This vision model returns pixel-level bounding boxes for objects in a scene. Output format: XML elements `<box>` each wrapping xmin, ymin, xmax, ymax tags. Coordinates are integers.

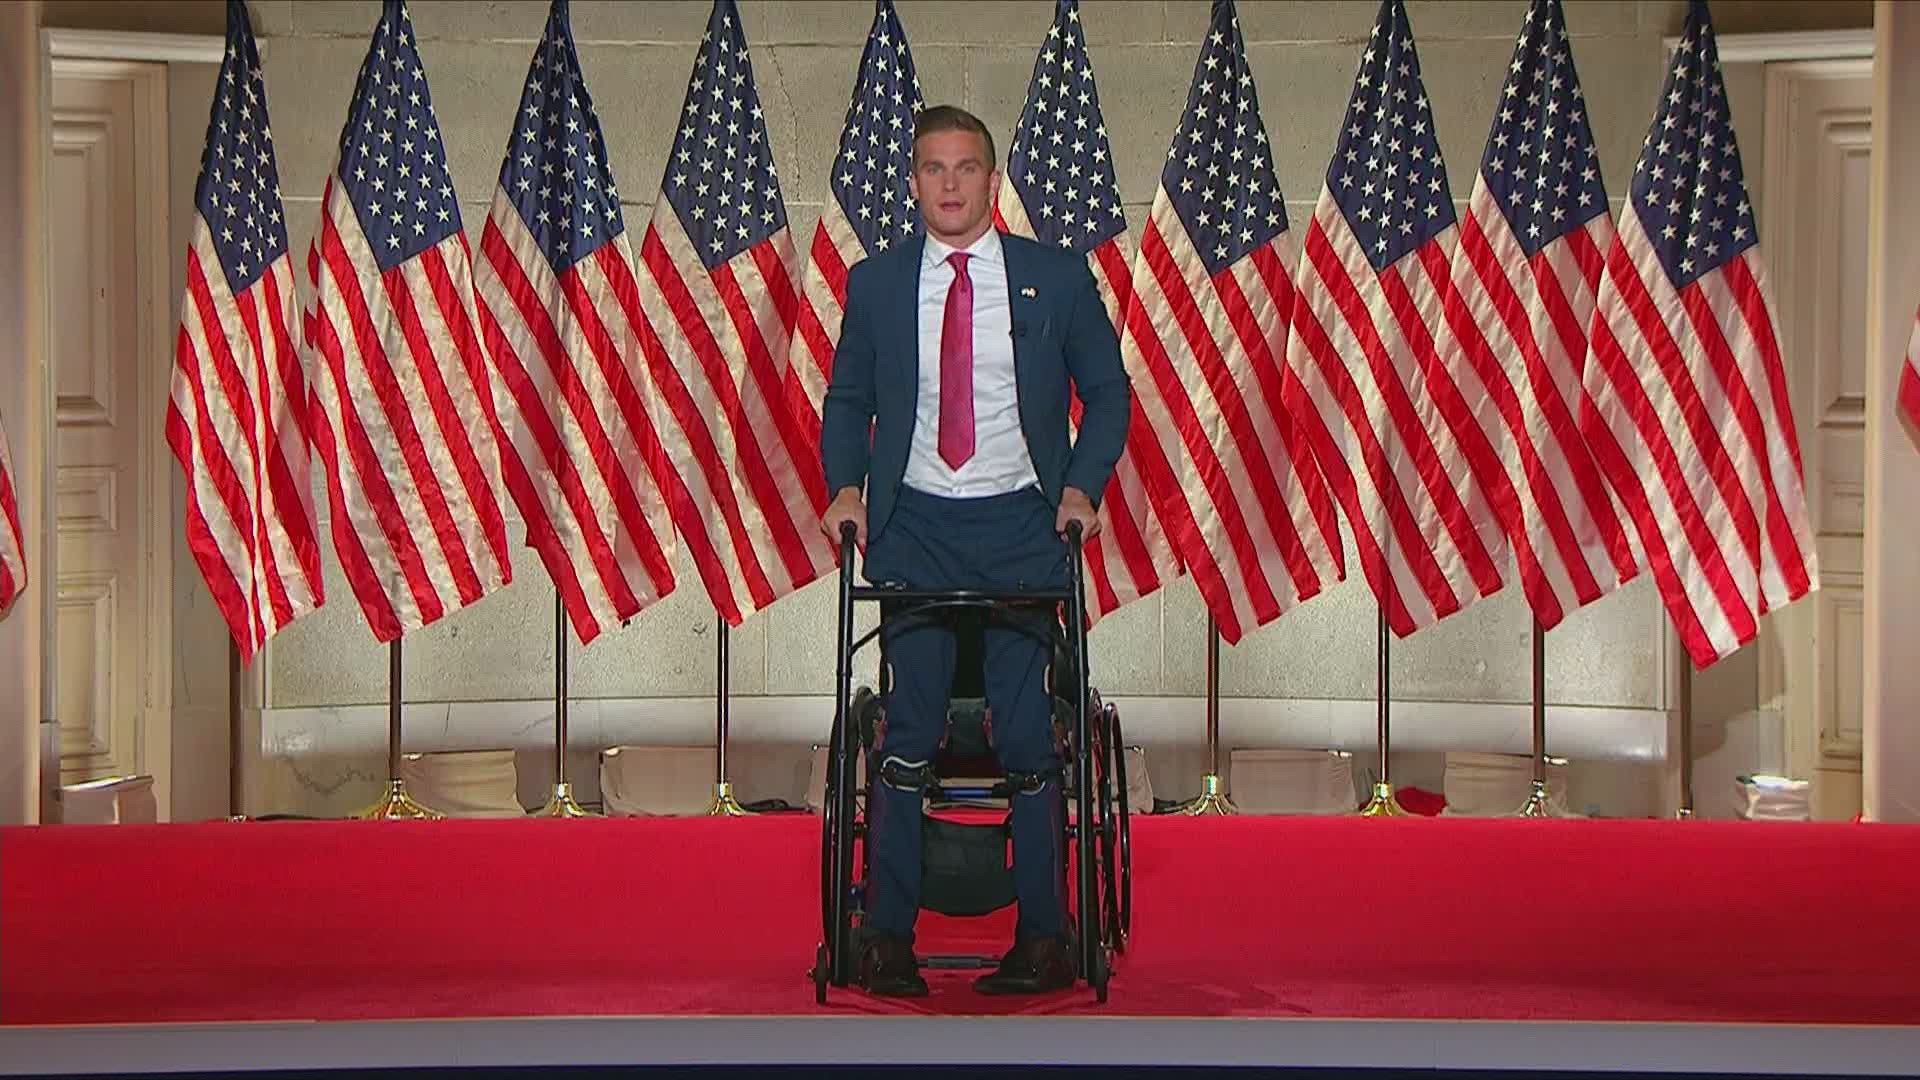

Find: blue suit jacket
<box><xmin>819</xmin><ymin>231</ymin><xmax>1131</xmax><ymax>542</ymax></box>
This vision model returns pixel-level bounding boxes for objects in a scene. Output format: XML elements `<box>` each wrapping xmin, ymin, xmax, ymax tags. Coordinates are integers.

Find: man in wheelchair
<box><xmin>817</xmin><ymin>104</ymin><xmax>1131</xmax><ymax>997</ymax></box>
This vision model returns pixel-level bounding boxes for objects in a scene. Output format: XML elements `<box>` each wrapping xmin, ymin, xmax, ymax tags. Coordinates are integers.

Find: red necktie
<box><xmin>937</xmin><ymin>251</ymin><xmax>975</xmax><ymax>470</ymax></box>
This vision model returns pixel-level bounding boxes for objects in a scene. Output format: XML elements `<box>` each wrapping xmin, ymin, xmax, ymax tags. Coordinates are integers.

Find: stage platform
<box><xmin>3</xmin><ymin>814</ymin><xmax>1918</xmax><ymax>1076</ymax></box>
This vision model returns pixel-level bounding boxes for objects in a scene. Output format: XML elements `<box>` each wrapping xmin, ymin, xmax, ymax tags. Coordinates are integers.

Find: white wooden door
<box><xmin>46</xmin><ymin>59</ymin><xmax>171</xmax><ymax>810</ymax></box>
<box><xmin>1760</xmin><ymin>58</ymin><xmax>1872</xmax><ymax>820</ymax></box>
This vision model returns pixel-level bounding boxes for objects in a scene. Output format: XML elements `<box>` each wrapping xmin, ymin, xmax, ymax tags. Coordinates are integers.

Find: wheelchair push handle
<box><xmin>838</xmin><ymin>520</ymin><xmax>857</xmax><ymax>564</ymax></box>
<box><xmin>1064</xmin><ymin>519</ymin><xmax>1083</xmax><ymax>549</ymax></box>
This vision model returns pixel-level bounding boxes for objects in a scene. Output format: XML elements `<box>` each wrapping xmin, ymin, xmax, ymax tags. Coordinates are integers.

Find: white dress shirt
<box><xmin>903</xmin><ymin>229</ymin><xmax>1039</xmax><ymax>498</ymax></box>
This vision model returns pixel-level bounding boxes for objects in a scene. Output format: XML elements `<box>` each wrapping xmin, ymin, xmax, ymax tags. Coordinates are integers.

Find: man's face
<box><xmin>908</xmin><ymin>129</ymin><xmax>998</xmax><ymax>242</ymax></box>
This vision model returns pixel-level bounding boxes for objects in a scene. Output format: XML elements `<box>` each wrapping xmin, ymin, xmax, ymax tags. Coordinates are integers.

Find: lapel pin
<box><xmin>1020</xmin><ymin>286</ymin><xmax>1037</xmax><ymax>298</ymax></box>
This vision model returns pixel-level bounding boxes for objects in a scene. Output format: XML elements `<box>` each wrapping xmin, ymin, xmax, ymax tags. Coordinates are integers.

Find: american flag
<box><xmin>1435</xmin><ymin>0</ymin><xmax>1637</xmax><ymax>631</ymax></box>
<box><xmin>995</xmin><ymin>0</ymin><xmax>1183</xmax><ymax>624</ymax></box>
<box><xmin>1119</xmin><ymin>0</ymin><xmax>1341</xmax><ymax>644</ymax></box>
<box><xmin>786</xmin><ymin>0</ymin><xmax>923</xmax><ymax>505</ymax></box>
<box><xmin>1285</xmin><ymin>0</ymin><xmax>1509</xmax><ymax>636</ymax></box>
<box><xmin>633</xmin><ymin>0</ymin><xmax>833</xmax><ymax>626</ymax></box>
<box><xmin>0</xmin><ymin>409</ymin><xmax>23</xmax><ymax>612</ymax></box>
<box><xmin>166</xmin><ymin>0</ymin><xmax>324</xmax><ymax>659</ymax></box>
<box><xmin>1901</xmin><ymin>303</ymin><xmax>1920</xmax><ymax>450</ymax></box>
<box><xmin>1578</xmin><ymin>0</ymin><xmax>1817</xmax><ymax>668</ymax></box>
<box><xmin>302</xmin><ymin>0</ymin><xmax>515</xmax><ymax>641</ymax></box>
<box><xmin>474</xmin><ymin>0</ymin><xmax>678</xmax><ymax>644</ymax></box>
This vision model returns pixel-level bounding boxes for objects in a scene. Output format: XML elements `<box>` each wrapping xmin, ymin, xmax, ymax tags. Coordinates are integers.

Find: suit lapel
<box><xmin>1001</xmin><ymin>232</ymin><xmax>1039</xmax><ymax>378</ymax></box>
<box><xmin>897</xmin><ymin>233</ymin><xmax>928</xmax><ymax>384</ymax></box>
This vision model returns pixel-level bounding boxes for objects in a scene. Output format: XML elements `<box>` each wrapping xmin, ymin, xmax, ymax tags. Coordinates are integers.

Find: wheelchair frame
<box><xmin>812</xmin><ymin>521</ymin><xmax>1131</xmax><ymax>1003</ymax></box>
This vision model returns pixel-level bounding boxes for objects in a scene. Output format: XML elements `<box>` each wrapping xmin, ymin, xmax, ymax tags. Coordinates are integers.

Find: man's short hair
<box><xmin>911</xmin><ymin>105</ymin><xmax>996</xmax><ymax>170</ymax></box>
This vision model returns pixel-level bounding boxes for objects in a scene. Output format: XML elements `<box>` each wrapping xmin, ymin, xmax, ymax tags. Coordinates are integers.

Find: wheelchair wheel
<box><xmin>1106</xmin><ymin>702</ymin><xmax>1133</xmax><ymax>950</ymax></box>
<box><xmin>1092</xmin><ymin>699</ymin><xmax>1119</xmax><ymax>953</ymax></box>
<box><xmin>819</xmin><ymin>686</ymin><xmax>872</xmax><ymax>991</ymax></box>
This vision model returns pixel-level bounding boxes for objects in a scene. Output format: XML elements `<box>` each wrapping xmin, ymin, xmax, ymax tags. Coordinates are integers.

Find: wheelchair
<box><xmin>812</xmin><ymin>521</ymin><xmax>1133</xmax><ymax>1003</ymax></box>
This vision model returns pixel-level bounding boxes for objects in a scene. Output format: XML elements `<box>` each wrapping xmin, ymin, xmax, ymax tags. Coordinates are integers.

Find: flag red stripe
<box><xmin>1527</xmin><ymin>229</ymin><xmax>1636</xmax><ymax>582</ymax></box>
<box><xmin>1122</xmin><ymin>224</ymin><xmax>1263</xmax><ymax>638</ymax></box>
<box><xmin>1206</xmin><ymin>263</ymin><xmax>1317</xmax><ymax>619</ymax></box>
<box><xmin>1136</xmin><ymin>224</ymin><xmax>1279</xmax><ymax>638</ymax></box>
<box><xmin>179</xmin><ymin>260</ymin><xmax>265</xmax><ymax>600</ymax></box>
<box><xmin>1394</xmin><ymin>246</ymin><xmax>1506</xmax><ymax>595</ymax></box>
<box><xmin>1452</xmin><ymin>213</ymin><xmax>1604</xmax><ymax>616</ymax></box>
<box><xmin>1676</xmin><ymin>269</ymin><xmax>1810</xmax><ymax>603</ymax></box>
<box><xmin>569</xmin><ymin>250</ymin><xmax>678</xmax><ymax>593</ymax></box>
<box><xmin>1607</xmin><ymin>239</ymin><xmax>1764</xmax><ymax>578</ymax></box>
<box><xmin>598</xmin><ymin>244</ymin><xmax>745</xmax><ymax>620</ymax></box>
<box><xmin>1225</xmin><ymin>245</ymin><xmax>1342</xmax><ymax>602</ymax></box>
<box><xmin>633</xmin><ymin>232</ymin><xmax>774</xmax><ymax>619</ymax></box>
<box><xmin>305</xmin><ymin>315</ymin><xmax>414</xmax><ymax>640</ymax></box>
<box><xmin>255</xmin><ymin>266</ymin><xmax>326</xmax><ymax>600</ymax></box>
<box><xmin>1901</xmin><ymin>361</ymin><xmax>1920</xmax><ymax>439</ymax></box>
<box><xmin>1246</xmin><ymin>243</ymin><xmax>1343</xmax><ymax>569</ymax></box>
<box><xmin>1724</xmin><ymin>256</ymin><xmax>1806</xmax><ymax>479</ymax></box>
<box><xmin>315</xmin><ymin>212</ymin><xmax>445</xmax><ymax>627</ymax></box>
<box><xmin>1300</xmin><ymin>221</ymin><xmax>1463</xmax><ymax>627</ymax></box>
<box><xmin>1582</xmin><ymin>284</ymin><xmax>1754</xmax><ymax>657</ymax></box>
<box><xmin>743</xmin><ymin>240</ymin><xmax>827</xmax><ymax>516</ymax></box>
<box><xmin>1577</xmin><ymin>319</ymin><xmax>1723</xmax><ymax>662</ymax></box>
<box><xmin>1087</xmin><ymin>238</ymin><xmax>1176</xmax><ymax>605</ymax></box>
<box><xmin>227</xmin><ymin>281</ymin><xmax>293</xmax><ymax>635</ymax></box>
<box><xmin>1285</xmin><ymin>290</ymin><xmax>1414</xmax><ymax>633</ymax></box>
<box><xmin>716</xmin><ymin>252</ymin><xmax>823</xmax><ymax>581</ymax></box>
<box><xmin>164</xmin><ymin>402</ymin><xmax>258</xmax><ymax>654</ymax></box>
<box><xmin>420</xmin><ymin>244</ymin><xmax>515</xmax><ymax>576</ymax></box>
<box><xmin>480</xmin><ymin>294</ymin><xmax>603</xmax><ymax>640</ymax></box>
<box><xmin>1530</xmin><ymin>229</ymin><xmax>1601</xmax><ymax>382</ymax></box>
<box><xmin>476</xmin><ymin>223</ymin><xmax>641</xmax><ymax>627</ymax></box>
<box><xmin>378</xmin><ymin>262</ymin><xmax>488</xmax><ymax>607</ymax></box>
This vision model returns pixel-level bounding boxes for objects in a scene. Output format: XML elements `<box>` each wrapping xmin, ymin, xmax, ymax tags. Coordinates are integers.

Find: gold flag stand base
<box><xmin>1675</xmin><ymin>806</ymin><xmax>1695</xmax><ymax>821</ymax></box>
<box><xmin>1358</xmin><ymin>780</ymin><xmax>1406</xmax><ymax>817</ymax></box>
<box><xmin>536</xmin><ymin>782</ymin><xmax>594</xmax><ymax>818</ymax></box>
<box><xmin>357</xmin><ymin>780</ymin><xmax>443</xmax><ymax>820</ymax></box>
<box><xmin>1177</xmin><ymin>773</ymin><xmax>1237</xmax><ymax>815</ymax></box>
<box><xmin>706</xmin><ymin>781</ymin><xmax>753</xmax><ymax>817</ymax></box>
<box><xmin>1514</xmin><ymin>779</ymin><xmax>1553</xmax><ymax>818</ymax></box>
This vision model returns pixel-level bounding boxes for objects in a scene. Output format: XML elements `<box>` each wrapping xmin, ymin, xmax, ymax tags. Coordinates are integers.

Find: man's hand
<box><xmin>1055</xmin><ymin>486</ymin><xmax>1100</xmax><ymax>541</ymax></box>
<box><xmin>821</xmin><ymin>486</ymin><xmax>867</xmax><ymax>547</ymax></box>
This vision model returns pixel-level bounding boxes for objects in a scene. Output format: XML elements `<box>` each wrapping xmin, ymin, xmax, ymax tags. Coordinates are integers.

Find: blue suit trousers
<box><xmin>861</xmin><ymin>485</ymin><xmax>1070</xmax><ymax>945</ymax></box>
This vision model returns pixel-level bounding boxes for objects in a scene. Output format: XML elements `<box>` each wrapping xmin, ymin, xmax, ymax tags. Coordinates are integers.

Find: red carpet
<box><xmin>4</xmin><ymin>814</ymin><xmax>1918</xmax><ymax>1026</ymax></box>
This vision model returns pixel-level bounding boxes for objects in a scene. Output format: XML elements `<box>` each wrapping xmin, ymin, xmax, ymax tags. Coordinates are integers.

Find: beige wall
<box><xmin>1863</xmin><ymin>0</ymin><xmax>1920</xmax><ymax>823</ymax></box>
<box><xmin>23</xmin><ymin>1</ymin><xmax>1877</xmax><ymax>818</ymax></box>
<box><xmin>0</xmin><ymin>1</ymin><xmax>45</xmax><ymax>825</ymax></box>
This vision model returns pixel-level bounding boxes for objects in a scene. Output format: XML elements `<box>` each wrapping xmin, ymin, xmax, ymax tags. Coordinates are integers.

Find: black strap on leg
<box><xmin>1004</xmin><ymin>768</ymin><xmax>1062</xmax><ymax>796</ymax></box>
<box><xmin>878</xmin><ymin>755</ymin><xmax>935</xmax><ymax>793</ymax></box>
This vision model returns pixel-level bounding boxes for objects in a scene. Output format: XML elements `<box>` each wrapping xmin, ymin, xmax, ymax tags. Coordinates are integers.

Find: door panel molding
<box><xmin>45</xmin><ymin>55</ymin><xmax>172</xmax><ymax>815</ymax></box>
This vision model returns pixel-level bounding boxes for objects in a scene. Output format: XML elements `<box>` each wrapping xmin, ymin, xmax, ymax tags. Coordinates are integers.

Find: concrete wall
<box><xmin>30</xmin><ymin>0</ymin><xmax>1875</xmax><ymax>818</ymax></box>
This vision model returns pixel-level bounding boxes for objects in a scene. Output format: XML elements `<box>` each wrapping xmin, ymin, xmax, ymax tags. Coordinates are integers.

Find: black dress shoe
<box><xmin>858</xmin><ymin>936</ymin><xmax>929</xmax><ymax>997</ymax></box>
<box><xmin>972</xmin><ymin>936</ymin><xmax>1075</xmax><ymax>995</ymax></box>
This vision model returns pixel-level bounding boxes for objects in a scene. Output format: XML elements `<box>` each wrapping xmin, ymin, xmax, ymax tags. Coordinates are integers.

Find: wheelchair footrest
<box><xmin>920</xmin><ymin>953</ymin><xmax>1000</xmax><ymax>970</ymax></box>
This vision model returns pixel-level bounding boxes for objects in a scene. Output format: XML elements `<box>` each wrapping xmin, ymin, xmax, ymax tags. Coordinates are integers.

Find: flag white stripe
<box><xmin>1136</xmin><ymin>200</ymin><xmax>1318</xmax><ymax>632</ymax></box>
<box><xmin>1582</xmin><ymin>209</ymin><xmax>1743</xmax><ymax>660</ymax></box>
<box><xmin>997</xmin><ymin>176</ymin><xmax>1183</xmax><ymax>623</ymax></box>
<box><xmin>477</xmin><ymin>201</ymin><xmax>675</xmax><ymax>634</ymax></box>
<box><xmin>1454</xmin><ymin>186</ymin><xmax>1625</xmax><ymax>614</ymax></box>
<box><xmin>1301</xmin><ymin>199</ymin><xmax>1490</xmax><ymax>629</ymax></box>
<box><xmin>255</xmin><ymin>257</ymin><xmax>322</xmax><ymax>614</ymax></box>
<box><xmin>636</xmin><ymin>201</ymin><xmax>779</xmax><ymax>620</ymax></box>
<box><xmin>1614</xmin><ymin>208</ymin><xmax>1768</xmax><ymax>600</ymax></box>
<box><xmin>177</xmin><ymin>251</ymin><xmax>271</xmax><ymax>630</ymax></box>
